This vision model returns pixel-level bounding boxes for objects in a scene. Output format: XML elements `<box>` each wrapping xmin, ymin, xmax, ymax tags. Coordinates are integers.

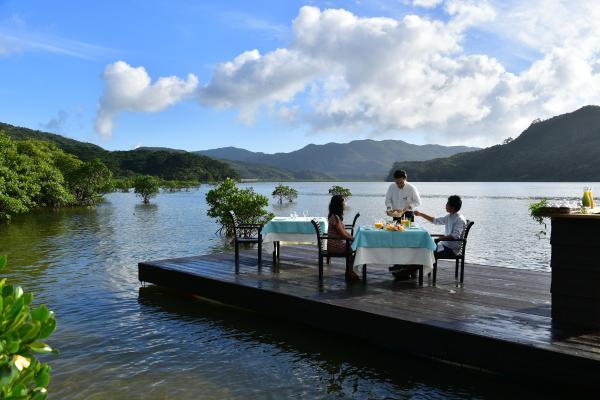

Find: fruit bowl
<box><xmin>385</xmin><ymin>224</ymin><xmax>405</xmax><ymax>231</ymax></box>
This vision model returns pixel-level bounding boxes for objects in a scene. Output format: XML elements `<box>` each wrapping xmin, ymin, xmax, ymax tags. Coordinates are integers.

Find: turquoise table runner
<box><xmin>351</xmin><ymin>226</ymin><xmax>436</xmax><ymax>251</ymax></box>
<box><xmin>262</xmin><ymin>217</ymin><xmax>327</xmax><ymax>235</ymax></box>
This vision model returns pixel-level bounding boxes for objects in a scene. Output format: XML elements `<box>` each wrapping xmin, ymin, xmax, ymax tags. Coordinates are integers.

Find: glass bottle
<box><xmin>582</xmin><ymin>186</ymin><xmax>592</xmax><ymax>208</ymax></box>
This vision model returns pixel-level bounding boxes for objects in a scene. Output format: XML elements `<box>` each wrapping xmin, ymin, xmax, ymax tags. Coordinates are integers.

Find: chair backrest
<box><xmin>227</xmin><ymin>210</ymin><xmax>238</xmax><ymax>238</ymax></box>
<box><xmin>458</xmin><ymin>220</ymin><xmax>474</xmax><ymax>257</ymax></box>
<box><xmin>311</xmin><ymin>219</ymin><xmax>326</xmax><ymax>250</ymax></box>
<box><xmin>350</xmin><ymin>213</ymin><xmax>360</xmax><ymax>235</ymax></box>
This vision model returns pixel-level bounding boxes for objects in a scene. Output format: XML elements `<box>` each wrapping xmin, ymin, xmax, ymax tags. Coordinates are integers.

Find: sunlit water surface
<box><xmin>0</xmin><ymin>182</ymin><xmax>586</xmax><ymax>399</ymax></box>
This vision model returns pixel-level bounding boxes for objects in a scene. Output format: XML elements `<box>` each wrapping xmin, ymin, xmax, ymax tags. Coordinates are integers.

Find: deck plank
<box><xmin>138</xmin><ymin>245</ymin><xmax>600</xmax><ymax>386</ymax></box>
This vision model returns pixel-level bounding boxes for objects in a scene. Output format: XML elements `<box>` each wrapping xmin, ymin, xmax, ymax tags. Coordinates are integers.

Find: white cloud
<box><xmin>198</xmin><ymin>48</ymin><xmax>319</xmax><ymax>123</ymax></box>
<box><xmin>95</xmin><ymin>61</ymin><xmax>198</xmax><ymax>137</ymax></box>
<box><xmin>195</xmin><ymin>3</ymin><xmax>600</xmax><ymax>146</ymax></box>
<box><xmin>94</xmin><ymin>2</ymin><xmax>600</xmax><ymax>145</ymax></box>
<box><xmin>412</xmin><ymin>0</ymin><xmax>444</xmax><ymax>8</ymax></box>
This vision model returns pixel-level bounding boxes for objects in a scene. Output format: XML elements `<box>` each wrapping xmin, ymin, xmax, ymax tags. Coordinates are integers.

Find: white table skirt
<box><xmin>263</xmin><ymin>232</ymin><xmax>319</xmax><ymax>245</ymax></box>
<box><xmin>353</xmin><ymin>247</ymin><xmax>434</xmax><ymax>274</ymax></box>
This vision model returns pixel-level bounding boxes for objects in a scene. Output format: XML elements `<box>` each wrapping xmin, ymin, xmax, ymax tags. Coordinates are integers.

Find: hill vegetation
<box><xmin>387</xmin><ymin>106</ymin><xmax>600</xmax><ymax>181</ymax></box>
<box><xmin>0</xmin><ymin>123</ymin><xmax>238</xmax><ymax>181</ymax></box>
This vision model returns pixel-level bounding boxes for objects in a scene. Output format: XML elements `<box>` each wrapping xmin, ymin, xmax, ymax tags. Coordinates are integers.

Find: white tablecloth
<box><xmin>353</xmin><ymin>247</ymin><xmax>434</xmax><ymax>274</ymax></box>
<box><xmin>262</xmin><ymin>216</ymin><xmax>325</xmax><ymax>245</ymax></box>
<box><xmin>262</xmin><ymin>232</ymin><xmax>319</xmax><ymax>245</ymax></box>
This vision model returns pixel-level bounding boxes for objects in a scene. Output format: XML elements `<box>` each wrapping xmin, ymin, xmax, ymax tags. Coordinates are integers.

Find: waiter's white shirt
<box><xmin>385</xmin><ymin>182</ymin><xmax>421</xmax><ymax>211</ymax></box>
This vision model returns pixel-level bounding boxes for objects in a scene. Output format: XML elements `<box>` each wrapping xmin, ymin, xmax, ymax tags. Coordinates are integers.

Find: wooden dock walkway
<box><xmin>139</xmin><ymin>245</ymin><xmax>600</xmax><ymax>387</ymax></box>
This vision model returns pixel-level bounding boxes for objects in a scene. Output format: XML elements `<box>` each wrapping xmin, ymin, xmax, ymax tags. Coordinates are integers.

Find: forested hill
<box><xmin>387</xmin><ymin>105</ymin><xmax>600</xmax><ymax>181</ymax></box>
<box><xmin>0</xmin><ymin>123</ymin><xmax>238</xmax><ymax>181</ymax></box>
<box><xmin>196</xmin><ymin>140</ymin><xmax>478</xmax><ymax>181</ymax></box>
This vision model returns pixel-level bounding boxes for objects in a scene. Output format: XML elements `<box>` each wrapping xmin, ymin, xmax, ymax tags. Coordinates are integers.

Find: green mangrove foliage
<box><xmin>205</xmin><ymin>178</ymin><xmax>273</xmax><ymax>235</ymax></box>
<box><xmin>159</xmin><ymin>179</ymin><xmax>200</xmax><ymax>192</ymax></box>
<box><xmin>0</xmin><ymin>131</ymin><xmax>112</xmax><ymax>221</ymax></box>
<box><xmin>0</xmin><ymin>255</ymin><xmax>58</xmax><ymax>399</ymax></box>
<box><xmin>272</xmin><ymin>184</ymin><xmax>298</xmax><ymax>204</ymax></box>
<box><xmin>328</xmin><ymin>185</ymin><xmax>352</xmax><ymax>198</ymax></box>
<box><xmin>66</xmin><ymin>159</ymin><xmax>113</xmax><ymax>206</ymax></box>
<box><xmin>111</xmin><ymin>178</ymin><xmax>133</xmax><ymax>193</ymax></box>
<box><xmin>134</xmin><ymin>175</ymin><xmax>160</xmax><ymax>204</ymax></box>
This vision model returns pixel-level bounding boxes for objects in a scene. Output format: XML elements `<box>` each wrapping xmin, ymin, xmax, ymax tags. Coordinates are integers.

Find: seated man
<box><xmin>414</xmin><ymin>195</ymin><xmax>466</xmax><ymax>258</ymax></box>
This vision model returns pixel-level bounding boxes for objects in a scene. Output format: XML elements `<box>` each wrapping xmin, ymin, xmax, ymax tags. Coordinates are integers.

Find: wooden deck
<box><xmin>139</xmin><ymin>245</ymin><xmax>600</xmax><ymax>387</ymax></box>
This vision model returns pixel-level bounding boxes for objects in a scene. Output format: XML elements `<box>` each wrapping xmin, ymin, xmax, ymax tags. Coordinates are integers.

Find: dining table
<box><xmin>351</xmin><ymin>224</ymin><xmax>437</xmax><ymax>284</ymax></box>
<box><xmin>261</xmin><ymin>216</ymin><xmax>328</xmax><ymax>267</ymax></box>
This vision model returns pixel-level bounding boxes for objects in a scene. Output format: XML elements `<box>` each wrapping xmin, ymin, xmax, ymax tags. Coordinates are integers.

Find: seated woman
<box><xmin>327</xmin><ymin>194</ymin><xmax>359</xmax><ymax>281</ymax></box>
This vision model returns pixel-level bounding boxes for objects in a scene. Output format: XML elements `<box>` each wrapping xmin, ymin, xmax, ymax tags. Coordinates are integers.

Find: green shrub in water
<box><xmin>328</xmin><ymin>185</ymin><xmax>352</xmax><ymax>198</ymax></box>
<box><xmin>206</xmin><ymin>178</ymin><xmax>273</xmax><ymax>236</ymax></box>
<box><xmin>0</xmin><ymin>255</ymin><xmax>57</xmax><ymax>399</ymax></box>
<box><xmin>272</xmin><ymin>184</ymin><xmax>298</xmax><ymax>204</ymax></box>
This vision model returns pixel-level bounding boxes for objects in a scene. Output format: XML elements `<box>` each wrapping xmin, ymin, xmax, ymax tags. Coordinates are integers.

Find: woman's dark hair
<box><xmin>328</xmin><ymin>194</ymin><xmax>345</xmax><ymax>220</ymax></box>
<box><xmin>447</xmin><ymin>195</ymin><xmax>462</xmax><ymax>211</ymax></box>
<box><xmin>393</xmin><ymin>170</ymin><xmax>407</xmax><ymax>179</ymax></box>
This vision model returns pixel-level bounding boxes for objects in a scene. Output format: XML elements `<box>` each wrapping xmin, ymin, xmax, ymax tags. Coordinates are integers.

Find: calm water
<box><xmin>0</xmin><ymin>182</ymin><xmax>587</xmax><ymax>399</ymax></box>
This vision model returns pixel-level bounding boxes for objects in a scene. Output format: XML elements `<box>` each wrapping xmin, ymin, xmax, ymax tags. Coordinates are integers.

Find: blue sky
<box><xmin>1</xmin><ymin>0</ymin><xmax>597</xmax><ymax>152</ymax></box>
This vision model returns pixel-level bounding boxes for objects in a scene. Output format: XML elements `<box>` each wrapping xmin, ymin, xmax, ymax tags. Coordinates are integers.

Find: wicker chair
<box><xmin>431</xmin><ymin>220</ymin><xmax>474</xmax><ymax>285</ymax></box>
<box><xmin>311</xmin><ymin>219</ymin><xmax>353</xmax><ymax>280</ymax></box>
<box><xmin>227</xmin><ymin>210</ymin><xmax>263</xmax><ymax>273</ymax></box>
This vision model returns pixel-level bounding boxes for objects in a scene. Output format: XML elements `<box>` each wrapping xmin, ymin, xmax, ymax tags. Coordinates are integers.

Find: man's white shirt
<box><xmin>385</xmin><ymin>182</ymin><xmax>421</xmax><ymax>211</ymax></box>
<box><xmin>432</xmin><ymin>212</ymin><xmax>467</xmax><ymax>254</ymax></box>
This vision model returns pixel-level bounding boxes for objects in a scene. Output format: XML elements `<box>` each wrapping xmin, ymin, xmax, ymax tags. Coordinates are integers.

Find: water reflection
<box><xmin>137</xmin><ymin>286</ymin><xmax>564</xmax><ymax>400</ymax></box>
<box><xmin>272</xmin><ymin>202</ymin><xmax>296</xmax><ymax>213</ymax></box>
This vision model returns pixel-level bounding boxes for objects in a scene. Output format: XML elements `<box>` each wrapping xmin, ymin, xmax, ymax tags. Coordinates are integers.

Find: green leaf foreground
<box><xmin>0</xmin><ymin>257</ymin><xmax>57</xmax><ymax>399</ymax></box>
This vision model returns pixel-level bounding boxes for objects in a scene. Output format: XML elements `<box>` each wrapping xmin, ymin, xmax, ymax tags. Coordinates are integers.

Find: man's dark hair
<box><xmin>447</xmin><ymin>195</ymin><xmax>462</xmax><ymax>211</ymax></box>
<box><xmin>393</xmin><ymin>170</ymin><xmax>407</xmax><ymax>179</ymax></box>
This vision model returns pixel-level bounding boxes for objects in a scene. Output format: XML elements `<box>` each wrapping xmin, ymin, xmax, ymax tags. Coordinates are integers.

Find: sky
<box><xmin>1</xmin><ymin>0</ymin><xmax>600</xmax><ymax>153</ymax></box>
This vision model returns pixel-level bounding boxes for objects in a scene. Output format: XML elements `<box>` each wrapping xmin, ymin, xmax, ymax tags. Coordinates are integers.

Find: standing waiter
<box><xmin>386</xmin><ymin>169</ymin><xmax>422</xmax><ymax>280</ymax></box>
<box><xmin>385</xmin><ymin>170</ymin><xmax>421</xmax><ymax>221</ymax></box>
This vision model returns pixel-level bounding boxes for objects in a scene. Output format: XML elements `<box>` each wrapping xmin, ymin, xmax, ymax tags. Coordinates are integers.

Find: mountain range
<box><xmin>196</xmin><ymin>140</ymin><xmax>478</xmax><ymax>180</ymax></box>
<box><xmin>388</xmin><ymin>105</ymin><xmax>600</xmax><ymax>181</ymax></box>
<box><xmin>4</xmin><ymin>105</ymin><xmax>599</xmax><ymax>182</ymax></box>
<box><xmin>0</xmin><ymin>121</ymin><xmax>478</xmax><ymax>181</ymax></box>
